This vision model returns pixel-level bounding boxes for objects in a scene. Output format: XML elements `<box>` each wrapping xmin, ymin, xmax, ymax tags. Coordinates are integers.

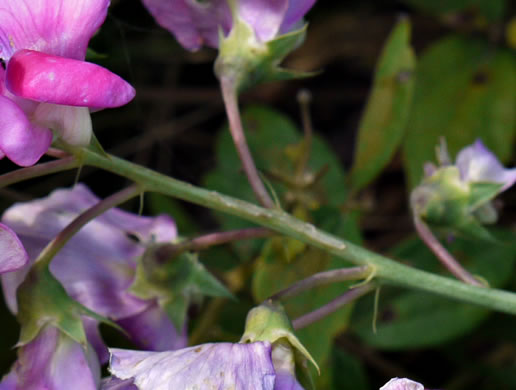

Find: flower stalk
<box><xmin>156</xmin><ymin>227</ymin><xmax>272</xmax><ymax>261</ymax></box>
<box><xmin>413</xmin><ymin>215</ymin><xmax>483</xmax><ymax>287</ymax></box>
<box><xmin>220</xmin><ymin>78</ymin><xmax>275</xmax><ymax>208</ymax></box>
<box><xmin>269</xmin><ymin>265</ymin><xmax>372</xmax><ymax>301</ymax></box>
<box><xmin>293</xmin><ymin>283</ymin><xmax>376</xmax><ymax>330</ymax></box>
<box><xmin>61</xmin><ymin>145</ymin><xmax>516</xmax><ymax>317</ymax></box>
<box><xmin>35</xmin><ymin>184</ymin><xmax>141</xmax><ymax>268</ymax></box>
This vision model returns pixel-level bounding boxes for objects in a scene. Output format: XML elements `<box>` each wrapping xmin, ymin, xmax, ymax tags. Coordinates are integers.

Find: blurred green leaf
<box><xmin>332</xmin><ymin>347</ymin><xmax>370</xmax><ymax>390</ymax></box>
<box><xmin>403</xmin><ymin>36</ymin><xmax>516</xmax><ymax>188</ymax></box>
<box><xmin>352</xmin><ymin>231</ymin><xmax>516</xmax><ymax>349</ymax></box>
<box><xmin>404</xmin><ymin>0</ymin><xmax>506</xmax><ymax>21</ymax></box>
<box><xmin>350</xmin><ymin>17</ymin><xmax>415</xmax><ymax>192</ymax></box>
<box><xmin>203</xmin><ymin>105</ymin><xmax>347</xmax><ymax>259</ymax></box>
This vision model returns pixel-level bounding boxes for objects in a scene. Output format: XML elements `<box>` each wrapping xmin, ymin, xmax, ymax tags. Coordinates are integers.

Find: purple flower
<box><xmin>0</xmin><ymin>223</ymin><xmax>28</xmax><ymax>274</ymax></box>
<box><xmin>0</xmin><ymin>0</ymin><xmax>136</xmax><ymax>166</ymax></box>
<box><xmin>0</xmin><ymin>325</ymin><xmax>100</xmax><ymax>390</ymax></box>
<box><xmin>108</xmin><ymin>342</ymin><xmax>279</xmax><ymax>389</ymax></box>
<box><xmin>380</xmin><ymin>378</ymin><xmax>425</xmax><ymax>390</ymax></box>
<box><xmin>1</xmin><ymin>184</ymin><xmax>186</xmax><ymax>362</ymax></box>
<box><xmin>456</xmin><ymin>139</ymin><xmax>516</xmax><ymax>191</ymax></box>
<box><xmin>141</xmin><ymin>0</ymin><xmax>316</xmax><ymax>51</ymax></box>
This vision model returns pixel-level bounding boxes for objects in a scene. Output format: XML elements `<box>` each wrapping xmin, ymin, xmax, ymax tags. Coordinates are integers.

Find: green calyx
<box><xmin>16</xmin><ymin>262</ymin><xmax>118</xmax><ymax>347</ymax></box>
<box><xmin>129</xmin><ymin>248</ymin><xmax>233</xmax><ymax>332</ymax></box>
<box><xmin>214</xmin><ymin>15</ymin><xmax>314</xmax><ymax>92</ymax></box>
<box><xmin>240</xmin><ymin>300</ymin><xmax>319</xmax><ymax>373</ymax></box>
<box><xmin>411</xmin><ymin>166</ymin><xmax>503</xmax><ymax>242</ymax></box>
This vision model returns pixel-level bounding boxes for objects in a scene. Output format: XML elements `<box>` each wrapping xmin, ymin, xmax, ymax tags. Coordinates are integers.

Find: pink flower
<box><xmin>0</xmin><ymin>0</ymin><xmax>136</xmax><ymax>166</ymax></box>
<box><xmin>141</xmin><ymin>0</ymin><xmax>316</xmax><ymax>51</ymax></box>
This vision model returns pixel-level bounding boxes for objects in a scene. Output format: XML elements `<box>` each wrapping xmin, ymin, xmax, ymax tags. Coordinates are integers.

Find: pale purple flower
<box><xmin>456</xmin><ymin>139</ymin><xmax>516</xmax><ymax>191</ymax></box>
<box><xmin>0</xmin><ymin>0</ymin><xmax>135</xmax><ymax>166</ymax></box>
<box><xmin>0</xmin><ymin>325</ymin><xmax>100</xmax><ymax>390</ymax></box>
<box><xmin>0</xmin><ymin>223</ymin><xmax>28</xmax><ymax>274</ymax></box>
<box><xmin>142</xmin><ymin>0</ymin><xmax>316</xmax><ymax>51</ymax></box>
<box><xmin>1</xmin><ymin>184</ymin><xmax>186</xmax><ymax>362</ymax></box>
<box><xmin>380</xmin><ymin>378</ymin><xmax>425</xmax><ymax>390</ymax></box>
<box><xmin>108</xmin><ymin>342</ymin><xmax>278</xmax><ymax>389</ymax></box>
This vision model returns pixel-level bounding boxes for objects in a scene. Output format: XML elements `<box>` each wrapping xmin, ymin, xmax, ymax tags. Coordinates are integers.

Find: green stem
<box><xmin>68</xmin><ymin>146</ymin><xmax>516</xmax><ymax>316</ymax></box>
<box><xmin>35</xmin><ymin>184</ymin><xmax>141</xmax><ymax>269</ymax></box>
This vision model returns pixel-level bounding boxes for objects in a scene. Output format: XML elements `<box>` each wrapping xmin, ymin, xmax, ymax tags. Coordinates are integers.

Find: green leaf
<box><xmin>403</xmin><ymin>0</ymin><xmax>506</xmax><ymax>21</ymax></box>
<box><xmin>332</xmin><ymin>348</ymin><xmax>370</xmax><ymax>390</ymax></box>
<box><xmin>351</xmin><ymin>231</ymin><xmax>516</xmax><ymax>349</ymax></box>
<box><xmin>350</xmin><ymin>18</ymin><xmax>415</xmax><ymax>192</ymax></box>
<box><xmin>203</xmin><ymin>105</ymin><xmax>347</xmax><ymax>259</ymax></box>
<box><xmin>403</xmin><ymin>36</ymin><xmax>516</xmax><ymax>188</ymax></box>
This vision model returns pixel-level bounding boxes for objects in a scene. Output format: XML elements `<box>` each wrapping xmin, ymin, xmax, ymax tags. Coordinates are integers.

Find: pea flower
<box><xmin>455</xmin><ymin>139</ymin><xmax>516</xmax><ymax>191</ymax></box>
<box><xmin>381</xmin><ymin>378</ymin><xmax>424</xmax><ymax>390</ymax></box>
<box><xmin>108</xmin><ymin>342</ymin><xmax>277</xmax><ymax>389</ymax></box>
<box><xmin>0</xmin><ymin>325</ymin><xmax>100</xmax><ymax>390</ymax></box>
<box><xmin>0</xmin><ymin>0</ymin><xmax>136</xmax><ymax>166</ymax></box>
<box><xmin>1</xmin><ymin>184</ymin><xmax>186</xmax><ymax>362</ymax></box>
<box><xmin>411</xmin><ymin>139</ymin><xmax>516</xmax><ymax>234</ymax></box>
<box><xmin>141</xmin><ymin>0</ymin><xmax>317</xmax><ymax>51</ymax></box>
<box><xmin>105</xmin><ymin>301</ymin><xmax>315</xmax><ymax>389</ymax></box>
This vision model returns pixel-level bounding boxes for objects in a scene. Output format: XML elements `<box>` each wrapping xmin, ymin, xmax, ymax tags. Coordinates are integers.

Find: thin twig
<box><xmin>35</xmin><ymin>185</ymin><xmax>141</xmax><ymax>268</ymax></box>
<box><xmin>413</xmin><ymin>216</ymin><xmax>483</xmax><ymax>287</ymax></box>
<box><xmin>269</xmin><ymin>266</ymin><xmax>371</xmax><ymax>301</ymax></box>
<box><xmin>0</xmin><ymin>157</ymin><xmax>79</xmax><ymax>189</ymax></box>
<box><xmin>296</xmin><ymin>89</ymin><xmax>314</xmax><ymax>178</ymax></box>
<box><xmin>155</xmin><ymin>227</ymin><xmax>273</xmax><ymax>261</ymax></box>
<box><xmin>220</xmin><ymin>77</ymin><xmax>274</xmax><ymax>208</ymax></box>
<box><xmin>293</xmin><ymin>283</ymin><xmax>376</xmax><ymax>330</ymax></box>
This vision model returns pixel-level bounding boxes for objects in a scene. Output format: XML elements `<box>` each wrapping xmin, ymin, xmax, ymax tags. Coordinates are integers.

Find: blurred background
<box><xmin>1</xmin><ymin>0</ymin><xmax>515</xmax><ymax>389</ymax></box>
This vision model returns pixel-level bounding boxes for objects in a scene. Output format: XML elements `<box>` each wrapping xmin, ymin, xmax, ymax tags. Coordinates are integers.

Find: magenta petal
<box><xmin>142</xmin><ymin>0</ymin><xmax>231</xmax><ymax>50</ymax></box>
<box><xmin>279</xmin><ymin>0</ymin><xmax>316</xmax><ymax>34</ymax></box>
<box><xmin>117</xmin><ymin>303</ymin><xmax>187</xmax><ymax>352</ymax></box>
<box><xmin>0</xmin><ymin>371</ymin><xmax>16</xmax><ymax>390</ymax></box>
<box><xmin>0</xmin><ymin>0</ymin><xmax>109</xmax><ymax>60</ymax></box>
<box><xmin>0</xmin><ymin>224</ymin><xmax>28</xmax><ymax>274</ymax></box>
<box><xmin>0</xmin><ymin>95</ymin><xmax>52</xmax><ymax>166</ymax></box>
<box><xmin>6</xmin><ymin>50</ymin><xmax>135</xmax><ymax>108</ymax></box>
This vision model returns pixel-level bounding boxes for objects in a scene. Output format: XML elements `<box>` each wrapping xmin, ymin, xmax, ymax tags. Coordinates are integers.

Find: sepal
<box><xmin>129</xmin><ymin>249</ymin><xmax>233</xmax><ymax>331</ymax></box>
<box><xmin>215</xmin><ymin>17</ymin><xmax>315</xmax><ymax>91</ymax></box>
<box><xmin>16</xmin><ymin>263</ymin><xmax>119</xmax><ymax>347</ymax></box>
<box><xmin>240</xmin><ymin>300</ymin><xmax>319</xmax><ymax>373</ymax></box>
